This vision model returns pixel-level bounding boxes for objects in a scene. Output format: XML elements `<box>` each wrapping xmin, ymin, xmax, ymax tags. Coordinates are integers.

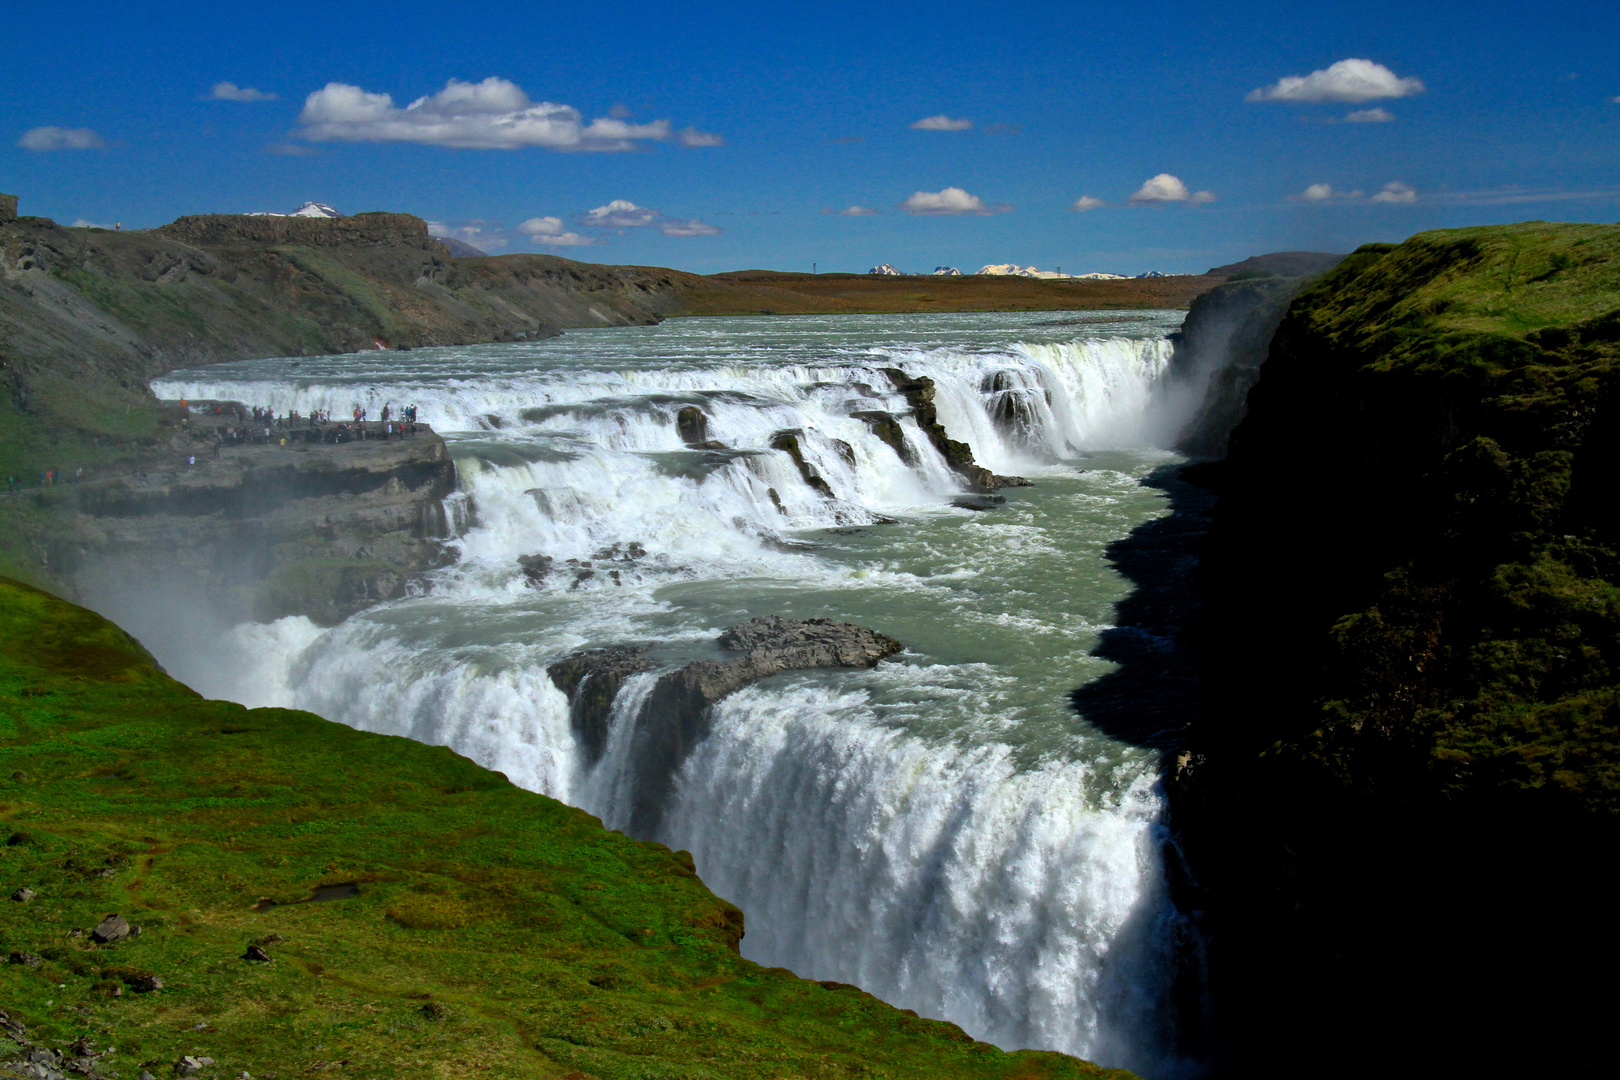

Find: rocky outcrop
<box><xmin>547</xmin><ymin>646</ymin><xmax>657</xmax><ymax>763</ymax></box>
<box><xmin>850</xmin><ymin>410</ymin><xmax>917</xmax><ymax>465</ymax></box>
<box><xmin>880</xmin><ymin>369</ymin><xmax>1030</xmax><ymax>491</ymax></box>
<box><xmin>550</xmin><ymin>617</ymin><xmax>902</xmax><ymax>836</ymax></box>
<box><xmin>675</xmin><ymin>405</ymin><xmax>725</xmax><ymax>449</ymax></box>
<box><xmin>1171</xmin><ymin>276</ymin><xmax>1315</xmax><ymax>458</ymax></box>
<box><xmin>0</xmin><ymin>193</ymin><xmax>16</xmax><ymax>221</ymax></box>
<box><xmin>41</xmin><ymin>422</ymin><xmax>456</xmax><ymax>626</ymax></box>
<box><xmin>770</xmin><ymin>431</ymin><xmax>834</xmax><ymax>497</ymax></box>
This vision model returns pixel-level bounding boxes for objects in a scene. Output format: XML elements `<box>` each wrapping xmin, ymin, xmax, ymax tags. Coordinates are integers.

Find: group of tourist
<box><xmin>197</xmin><ymin>400</ymin><xmax>423</xmax><ymax>449</ymax></box>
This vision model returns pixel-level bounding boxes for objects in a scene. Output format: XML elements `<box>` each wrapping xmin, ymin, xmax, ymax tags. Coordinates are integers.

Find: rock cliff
<box><xmin>1175</xmin><ymin>222</ymin><xmax>1620</xmax><ymax>1076</ymax></box>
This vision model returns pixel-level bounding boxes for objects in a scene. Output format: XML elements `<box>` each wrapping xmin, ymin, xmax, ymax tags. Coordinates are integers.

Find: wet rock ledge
<box><xmin>550</xmin><ymin>616</ymin><xmax>903</xmax><ymax>835</ymax></box>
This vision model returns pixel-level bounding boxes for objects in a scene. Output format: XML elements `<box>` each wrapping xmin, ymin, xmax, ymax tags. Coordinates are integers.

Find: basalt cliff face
<box><xmin>1175</xmin><ymin>222</ymin><xmax>1620</xmax><ymax>1076</ymax></box>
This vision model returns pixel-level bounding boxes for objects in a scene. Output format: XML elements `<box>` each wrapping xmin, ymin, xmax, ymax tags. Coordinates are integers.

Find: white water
<box><xmin>150</xmin><ymin>311</ymin><xmax>1207</xmax><ymax>1077</ymax></box>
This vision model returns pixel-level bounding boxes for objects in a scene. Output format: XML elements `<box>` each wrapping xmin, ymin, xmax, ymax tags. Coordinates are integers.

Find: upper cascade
<box><xmin>868</xmin><ymin>263</ymin><xmax>903</xmax><ymax>275</ymax></box>
<box><xmin>932</xmin><ymin>266</ymin><xmax>962</xmax><ymax>276</ymax></box>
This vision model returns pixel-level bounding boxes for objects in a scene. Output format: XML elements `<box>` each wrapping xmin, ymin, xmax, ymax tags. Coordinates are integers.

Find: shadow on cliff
<box><xmin>1069</xmin><ymin>463</ymin><xmax>1216</xmax><ymax>749</ymax></box>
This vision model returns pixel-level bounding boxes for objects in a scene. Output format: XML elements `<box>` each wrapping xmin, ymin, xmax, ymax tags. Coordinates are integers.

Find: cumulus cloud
<box><xmin>828</xmin><ymin>206</ymin><xmax>880</xmax><ymax>216</ymax></box>
<box><xmin>582</xmin><ymin>199</ymin><xmax>660</xmax><ymax>228</ymax></box>
<box><xmin>1248</xmin><ymin>59</ymin><xmax>1425</xmax><ymax>104</ymax></box>
<box><xmin>426</xmin><ymin>219</ymin><xmax>510</xmax><ymax>251</ymax></box>
<box><xmin>1071</xmin><ymin>195</ymin><xmax>1105</xmax><ymax>211</ymax></box>
<box><xmin>71</xmin><ymin>218</ymin><xmax>113</xmax><ymax>229</ymax></box>
<box><xmin>517</xmin><ymin>216</ymin><xmax>595</xmax><ymax>246</ymax></box>
<box><xmin>1128</xmin><ymin>174</ymin><xmax>1216</xmax><ymax>205</ymax></box>
<box><xmin>910</xmin><ymin>115</ymin><xmax>973</xmax><ymax>131</ymax></box>
<box><xmin>1371</xmin><ymin>181</ymin><xmax>1418</xmax><ymax>204</ymax></box>
<box><xmin>297</xmin><ymin>77</ymin><xmax>719</xmax><ymax>151</ymax></box>
<box><xmin>574</xmin><ymin>199</ymin><xmax>721</xmax><ymax>237</ymax></box>
<box><xmin>1300</xmin><ymin>183</ymin><xmax>1335</xmax><ymax>201</ymax></box>
<box><xmin>210</xmin><ymin>82</ymin><xmax>277</xmax><ymax>102</ymax></box>
<box><xmin>658</xmin><ymin>218</ymin><xmax>721</xmax><ymax>236</ymax></box>
<box><xmin>18</xmin><ymin>126</ymin><xmax>106</xmax><ymax>151</ymax></box>
<box><xmin>899</xmin><ymin>187</ymin><xmax>1009</xmax><ymax>215</ymax></box>
<box><xmin>1345</xmin><ymin>107</ymin><xmax>1395</xmax><ymax>123</ymax></box>
<box><xmin>676</xmin><ymin>127</ymin><xmax>724</xmax><ymax>147</ymax></box>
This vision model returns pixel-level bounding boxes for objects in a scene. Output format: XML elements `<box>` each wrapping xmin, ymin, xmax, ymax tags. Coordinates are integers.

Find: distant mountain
<box><xmin>1072</xmin><ymin>272</ymin><xmax>1127</xmax><ymax>280</ymax></box>
<box><xmin>978</xmin><ymin>263</ymin><xmax>1038</xmax><ymax>277</ymax></box>
<box><xmin>1208</xmin><ymin>251</ymin><xmax>1345</xmax><ymax>278</ymax></box>
<box><xmin>932</xmin><ymin>266</ymin><xmax>962</xmax><ymax>276</ymax></box>
<box><xmin>868</xmin><ymin>263</ymin><xmax>903</xmax><ymax>275</ymax></box>
<box><xmin>1136</xmin><ymin>270</ymin><xmax>1167</xmax><ymax>278</ymax></box>
<box><xmin>436</xmin><ymin>236</ymin><xmax>487</xmax><ymax>257</ymax></box>
<box><xmin>246</xmin><ymin>201</ymin><xmax>345</xmax><ymax>219</ymax></box>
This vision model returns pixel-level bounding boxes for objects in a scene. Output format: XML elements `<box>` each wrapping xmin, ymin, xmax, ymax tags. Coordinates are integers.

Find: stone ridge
<box><xmin>156</xmin><ymin>211</ymin><xmax>440</xmax><ymax>250</ymax></box>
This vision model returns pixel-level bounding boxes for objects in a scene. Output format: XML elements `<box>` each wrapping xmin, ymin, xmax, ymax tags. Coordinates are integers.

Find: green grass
<box><xmin>0</xmin><ymin>578</ymin><xmax>1127</xmax><ymax>1079</ymax></box>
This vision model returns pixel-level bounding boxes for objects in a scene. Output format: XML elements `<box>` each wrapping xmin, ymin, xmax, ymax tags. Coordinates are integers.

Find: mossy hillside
<box><xmin>1204</xmin><ymin>220</ymin><xmax>1620</xmax><ymax>807</ymax></box>
<box><xmin>0</xmin><ymin>579</ymin><xmax>1126</xmax><ymax>1079</ymax></box>
<box><xmin>1185</xmin><ymin>220</ymin><xmax>1620</xmax><ymax>1073</ymax></box>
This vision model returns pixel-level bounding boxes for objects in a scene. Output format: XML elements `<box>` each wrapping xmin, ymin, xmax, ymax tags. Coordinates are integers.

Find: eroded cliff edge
<box><xmin>1173</xmin><ymin>222</ymin><xmax>1620</xmax><ymax>1076</ymax></box>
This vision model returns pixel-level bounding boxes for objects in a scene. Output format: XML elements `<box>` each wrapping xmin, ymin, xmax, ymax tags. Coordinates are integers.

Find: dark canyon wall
<box><xmin>1174</xmin><ymin>221</ymin><xmax>1620</xmax><ymax>1076</ymax></box>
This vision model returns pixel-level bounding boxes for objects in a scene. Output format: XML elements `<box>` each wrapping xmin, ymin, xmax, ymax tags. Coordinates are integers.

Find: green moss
<box><xmin>0</xmin><ymin>578</ymin><xmax>1126</xmax><ymax>1079</ymax></box>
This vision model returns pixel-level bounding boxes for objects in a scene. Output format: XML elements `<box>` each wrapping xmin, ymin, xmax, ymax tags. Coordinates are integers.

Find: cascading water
<box><xmin>149</xmin><ymin>310</ymin><xmax>1208</xmax><ymax>1078</ymax></box>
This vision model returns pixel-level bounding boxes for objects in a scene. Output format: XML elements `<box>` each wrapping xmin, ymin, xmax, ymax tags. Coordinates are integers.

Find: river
<box><xmin>152</xmin><ymin>310</ymin><xmax>1210</xmax><ymax>1078</ymax></box>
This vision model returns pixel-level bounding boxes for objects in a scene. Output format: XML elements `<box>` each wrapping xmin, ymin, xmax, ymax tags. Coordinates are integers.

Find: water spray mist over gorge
<box><xmin>130</xmin><ymin>310</ymin><xmax>1223</xmax><ymax>1075</ymax></box>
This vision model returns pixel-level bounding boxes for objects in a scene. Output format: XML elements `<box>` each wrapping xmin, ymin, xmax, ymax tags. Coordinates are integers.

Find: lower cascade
<box><xmin>145</xmin><ymin>311</ymin><xmax>1213</xmax><ymax>1078</ymax></box>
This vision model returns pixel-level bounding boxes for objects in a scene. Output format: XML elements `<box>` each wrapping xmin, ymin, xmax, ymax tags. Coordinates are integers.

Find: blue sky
<box><xmin>4</xmin><ymin>0</ymin><xmax>1617</xmax><ymax>274</ymax></box>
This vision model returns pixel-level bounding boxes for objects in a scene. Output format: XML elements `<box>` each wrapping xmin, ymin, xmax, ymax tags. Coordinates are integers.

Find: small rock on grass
<box><xmin>10</xmin><ymin>886</ymin><xmax>35</xmax><ymax>902</ymax></box>
<box><xmin>128</xmin><ymin>973</ymin><xmax>163</xmax><ymax>993</ymax></box>
<box><xmin>422</xmin><ymin>1001</ymin><xmax>451</xmax><ymax>1020</ymax></box>
<box><xmin>243</xmin><ymin>944</ymin><xmax>271</xmax><ymax>962</ymax></box>
<box><xmin>176</xmin><ymin>1056</ymin><xmax>215</xmax><ymax>1076</ymax></box>
<box><xmin>9</xmin><ymin>951</ymin><xmax>42</xmax><ymax>967</ymax></box>
<box><xmin>92</xmin><ymin>913</ymin><xmax>131</xmax><ymax>943</ymax></box>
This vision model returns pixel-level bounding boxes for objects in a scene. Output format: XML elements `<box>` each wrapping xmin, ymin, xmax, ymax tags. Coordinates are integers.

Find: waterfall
<box><xmin>147</xmin><ymin>312</ymin><xmax>1207</xmax><ymax>1078</ymax></box>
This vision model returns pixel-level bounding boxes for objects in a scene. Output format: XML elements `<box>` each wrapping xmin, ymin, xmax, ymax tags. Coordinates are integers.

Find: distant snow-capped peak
<box><xmin>247</xmin><ymin>201</ymin><xmax>345</xmax><ymax>219</ymax></box>
<box><xmin>868</xmin><ymin>263</ymin><xmax>903</xmax><ymax>275</ymax></box>
<box><xmin>290</xmin><ymin>201</ymin><xmax>343</xmax><ymax>218</ymax></box>
<box><xmin>978</xmin><ymin>263</ymin><xmax>1039</xmax><ymax>277</ymax></box>
<box><xmin>932</xmin><ymin>266</ymin><xmax>962</xmax><ymax>276</ymax></box>
<box><xmin>1136</xmin><ymin>270</ymin><xmax>1167</xmax><ymax>278</ymax></box>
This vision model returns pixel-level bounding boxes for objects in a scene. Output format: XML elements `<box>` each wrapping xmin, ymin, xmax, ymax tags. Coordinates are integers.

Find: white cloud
<box><xmin>834</xmin><ymin>206</ymin><xmax>880</xmax><ymax>216</ymax></box>
<box><xmin>1609</xmin><ymin>95</ymin><xmax>1620</xmax><ymax>104</ymax></box>
<box><xmin>1345</xmin><ymin>107</ymin><xmax>1395</xmax><ymax>123</ymax></box>
<box><xmin>910</xmin><ymin>115</ymin><xmax>973</xmax><ymax>131</ymax></box>
<box><xmin>1300</xmin><ymin>183</ymin><xmax>1335</xmax><ymax>201</ymax></box>
<box><xmin>426</xmin><ymin>219</ymin><xmax>510</xmax><ymax>251</ymax></box>
<box><xmin>1129</xmin><ymin>174</ymin><xmax>1216</xmax><ymax>205</ymax></box>
<box><xmin>516</xmin><ymin>216</ymin><xmax>595</xmax><ymax>246</ymax></box>
<box><xmin>1371</xmin><ymin>181</ymin><xmax>1418</xmax><ymax>204</ymax></box>
<box><xmin>582</xmin><ymin>199</ymin><xmax>659</xmax><ymax>228</ymax></box>
<box><xmin>18</xmin><ymin>126</ymin><xmax>106</xmax><ymax>151</ymax></box>
<box><xmin>899</xmin><ymin>186</ymin><xmax>1009</xmax><ymax>215</ymax></box>
<box><xmin>297</xmin><ymin>77</ymin><xmax>716</xmax><ymax>152</ymax></box>
<box><xmin>676</xmin><ymin>127</ymin><xmax>724</xmax><ymax>147</ymax></box>
<box><xmin>211</xmin><ymin>82</ymin><xmax>277</xmax><ymax>102</ymax></box>
<box><xmin>71</xmin><ymin>218</ymin><xmax>113</xmax><ymax>229</ymax></box>
<box><xmin>659</xmin><ymin>218</ymin><xmax>721</xmax><ymax>237</ymax></box>
<box><xmin>1071</xmin><ymin>195</ymin><xmax>1105</xmax><ymax>211</ymax></box>
<box><xmin>1248</xmin><ymin>59</ymin><xmax>1425</xmax><ymax>104</ymax></box>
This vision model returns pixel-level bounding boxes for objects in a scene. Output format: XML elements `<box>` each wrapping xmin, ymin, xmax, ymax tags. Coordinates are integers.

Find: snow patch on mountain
<box><xmin>932</xmin><ymin>266</ymin><xmax>962</xmax><ymax>276</ymax></box>
<box><xmin>247</xmin><ymin>201</ymin><xmax>344</xmax><ymax>219</ymax></box>
<box><xmin>868</xmin><ymin>263</ymin><xmax>903</xmax><ymax>275</ymax></box>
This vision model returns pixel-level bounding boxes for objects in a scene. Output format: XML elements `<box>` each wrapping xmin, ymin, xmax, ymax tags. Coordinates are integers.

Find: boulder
<box><xmin>243</xmin><ymin>944</ymin><xmax>272</xmax><ymax>962</ymax></box>
<box><xmin>11</xmin><ymin>886</ymin><xmax>35</xmax><ymax>902</ymax></box>
<box><xmin>9</xmin><ymin>951</ymin><xmax>42</xmax><ymax>967</ymax></box>
<box><xmin>676</xmin><ymin>406</ymin><xmax>715</xmax><ymax>447</ymax></box>
<box><xmin>129</xmin><ymin>973</ymin><xmax>163</xmax><ymax>993</ymax></box>
<box><xmin>92</xmin><ymin>913</ymin><xmax>131</xmax><ymax>943</ymax></box>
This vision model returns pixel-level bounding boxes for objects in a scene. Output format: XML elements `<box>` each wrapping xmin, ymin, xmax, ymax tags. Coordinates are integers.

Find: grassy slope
<box><xmin>0</xmin><ymin>579</ymin><xmax>1126</xmax><ymax>1080</ymax></box>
